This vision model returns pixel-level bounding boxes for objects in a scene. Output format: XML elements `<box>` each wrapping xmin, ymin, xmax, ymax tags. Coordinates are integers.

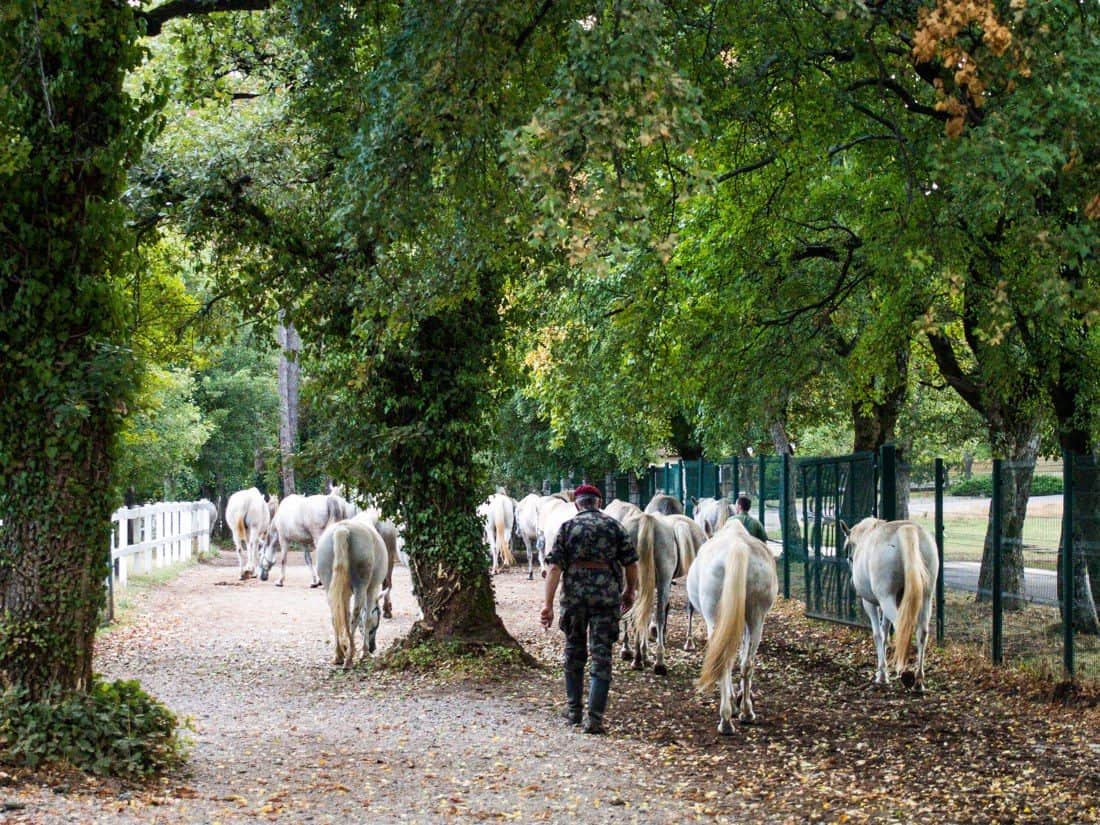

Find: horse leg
<box><xmin>525</xmin><ymin>537</ymin><xmax>535</xmax><ymax>581</ymax></box>
<box><xmin>233</xmin><ymin>532</ymin><xmax>248</xmax><ymax>580</ymax></box>
<box><xmin>684</xmin><ymin>604</ymin><xmax>697</xmax><ymax>652</ymax></box>
<box><xmin>631</xmin><ymin>618</ymin><xmax>646</xmax><ymax>671</ymax></box>
<box><xmin>242</xmin><ymin>533</ymin><xmax>254</xmax><ymax>580</ymax></box>
<box><xmin>619</xmin><ymin>617</ymin><xmax>633</xmax><ymax>661</ymax></box>
<box><xmin>863</xmin><ymin>598</ymin><xmax>889</xmax><ymax>684</ymax></box>
<box><xmin>653</xmin><ymin>585</ymin><xmax>670</xmax><ymax>676</ymax></box>
<box><xmin>275</xmin><ymin>536</ymin><xmax>290</xmax><ymax>587</ymax></box>
<box><xmin>717</xmin><ymin>661</ymin><xmax>735</xmax><ymax>736</ymax></box>
<box><xmin>912</xmin><ymin>596</ymin><xmax>933</xmax><ymax>694</ymax></box>
<box><xmin>304</xmin><ymin>542</ymin><xmax>322</xmax><ymax>588</ymax></box>
<box><xmin>738</xmin><ymin>621</ymin><xmax>765</xmax><ymax>724</ymax></box>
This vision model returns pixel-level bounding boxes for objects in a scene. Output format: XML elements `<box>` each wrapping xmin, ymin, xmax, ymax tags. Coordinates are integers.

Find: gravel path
<box><xmin>3</xmin><ymin>545</ymin><xmax>1096</xmax><ymax>824</ymax></box>
<box><xmin>1</xmin><ymin>552</ymin><xmax>705</xmax><ymax>824</ymax></box>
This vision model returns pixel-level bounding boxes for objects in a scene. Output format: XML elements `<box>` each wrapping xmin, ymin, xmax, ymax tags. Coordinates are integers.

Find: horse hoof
<box><xmin>275</xmin><ymin>581</ymin><xmax>284</xmax><ymax>588</ymax></box>
<box><xmin>528</xmin><ymin>573</ymin><xmax>534</xmax><ymax>581</ymax></box>
<box><xmin>653</xmin><ymin>664</ymin><xmax>668</xmax><ymax>676</ymax></box>
<box><xmin>900</xmin><ymin>670</ymin><xmax>916</xmax><ymax>689</ymax></box>
<box><xmin>620</xmin><ymin>649</ymin><xmax>633</xmax><ymax>661</ymax></box>
<box><xmin>310</xmin><ymin>581</ymin><xmax>323</xmax><ymax>589</ymax></box>
<box><xmin>684</xmin><ymin>642</ymin><xmax>696</xmax><ymax>652</ymax></box>
<box><xmin>739</xmin><ymin>712</ymin><xmax>756</xmax><ymax>725</ymax></box>
<box><xmin>631</xmin><ymin>660</ymin><xmax>644</xmax><ymax>671</ymax></box>
<box><xmin>541</xmin><ymin>570</ymin><xmax>547</xmax><ymax>579</ymax></box>
<box><xmin>717</xmin><ymin>719</ymin><xmax>734</xmax><ymax>736</ymax></box>
<box><xmin>383</xmin><ymin>609</ymin><xmax>392</xmax><ymax>619</ymax></box>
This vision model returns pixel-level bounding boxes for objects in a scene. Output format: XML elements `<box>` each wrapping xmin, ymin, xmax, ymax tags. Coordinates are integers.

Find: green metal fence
<box><xmin>585</xmin><ymin>447</ymin><xmax>1097</xmax><ymax>683</ymax></box>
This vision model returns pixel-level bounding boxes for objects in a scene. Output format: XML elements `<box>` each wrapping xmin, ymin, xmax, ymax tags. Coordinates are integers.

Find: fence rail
<box><xmin>110</xmin><ymin>500</ymin><xmax>213</xmax><ymax>590</ymax></box>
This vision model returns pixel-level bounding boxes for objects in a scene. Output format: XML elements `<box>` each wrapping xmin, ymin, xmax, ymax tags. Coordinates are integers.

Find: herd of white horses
<box><xmin>222</xmin><ymin>484</ymin><xmax>937</xmax><ymax>735</ymax></box>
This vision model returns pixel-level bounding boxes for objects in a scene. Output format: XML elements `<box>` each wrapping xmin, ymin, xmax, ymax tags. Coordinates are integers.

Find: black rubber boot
<box><xmin>561</xmin><ymin>671</ymin><xmax>583</xmax><ymax>725</ymax></box>
<box><xmin>583</xmin><ymin>677</ymin><xmax>611</xmax><ymax>734</ymax></box>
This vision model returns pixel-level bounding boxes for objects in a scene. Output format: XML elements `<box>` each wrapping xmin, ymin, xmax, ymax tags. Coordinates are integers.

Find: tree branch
<box><xmin>714</xmin><ymin>153</ymin><xmax>776</xmax><ymax>184</ymax></box>
<box><xmin>926</xmin><ymin>332</ymin><xmax>985</xmax><ymax>415</ymax></box>
<box><xmin>140</xmin><ymin>0</ymin><xmax>273</xmax><ymax>37</ymax></box>
<box><xmin>846</xmin><ymin>77</ymin><xmax>947</xmax><ymax>121</ymax></box>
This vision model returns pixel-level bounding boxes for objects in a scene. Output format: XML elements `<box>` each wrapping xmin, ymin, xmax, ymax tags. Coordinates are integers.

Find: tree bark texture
<box><xmin>276</xmin><ymin>319</ymin><xmax>300</xmax><ymax>496</ymax></box>
<box><xmin>0</xmin><ymin>2</ymin><xmax>140</xmax><ymax>698</ymax></box>
<box><xmin>976</xmin><ymin>420</ymin><xmax>1038</xmax><ymax>610</ymax></box>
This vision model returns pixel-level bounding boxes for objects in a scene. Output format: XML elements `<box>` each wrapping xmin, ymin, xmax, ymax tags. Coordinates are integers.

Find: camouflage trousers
<box><xmin>560</xmin><ymin>607</ymin><xmax>620</xmax><ymax>683</ymax></box>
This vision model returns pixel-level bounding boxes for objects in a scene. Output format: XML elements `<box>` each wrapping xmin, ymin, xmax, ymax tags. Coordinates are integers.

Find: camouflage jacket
<box><xmin>548</xmin><ymin>509</ymin><xmax>638</xmax><ymax>612</ymax></box>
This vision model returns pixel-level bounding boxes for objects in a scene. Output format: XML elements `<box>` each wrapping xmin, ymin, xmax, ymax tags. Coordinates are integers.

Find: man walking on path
<box><xmin>732</xmin><ymin>494</ymin><xmax>768</xmax><ymax>542</ymax></box>
<box><xmin>540</xmin><ymin>484</ymin><xmax>639</xmax><ymax>734</ymax></box>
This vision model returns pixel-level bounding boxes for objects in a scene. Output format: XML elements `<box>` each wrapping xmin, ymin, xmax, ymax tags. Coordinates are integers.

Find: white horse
<box><xmin>225</xmin><ymin>487</ymin><xmax>276</xmax><ymax>580</ymax></box>
<box><xmin>603</xmin><ymin>498</ymin><xmax>642</xmax><ymax>524</ymax></box>
<box><xmin>535</xmin><ymin>495</ymin><xmax>577</xmax><ymax>571</ymax></box>
<box><xmin>481</xmin><ymin>492</ymin><xmax>516</xmax><ymax>574</ymax></box>
<box><xmin>844</xmin><ymin>517</ymin><xmax>938</xmax><ymax>692</ymax></box>
<box><xmin>692</xmin><ymin>496</ymin><xmax>731</xmax><ymax>538</ymax></box>
<box><xmin>624</xmin><ymin>511</ymin><xmax>687</xmax><ymax>676</ymax></box>
<box><xmin>688</xmin><ymin>520</ymin><xmax>778</xmax><ymax>734</ymax></box>
<box><xmin>315</xmin><ymin>520</ymin><xmax>390</xmax><ymax>669</ymax></box>
<box><xmin>351</xmin><ymin>509</ymin><xmax>400</xmax><ymax>619</ymax></box>
<box><xmin>513</xmin><ymin>493</ymin><xmax>544</xmax><ymax>579</ymax></box>
<box><xmin>662</xmin><ymin>513</ymin><xmax>708</xmax><ymax>651</ymax></box>
<box><xmin>261</xmin><ymin>489</ymin><xmax>352</xmax><ymax>587</ymax></box>
<box><xmin>645</xmin><ymin>493</ymin><xmax>684</xmax><ymax>516</ymax></box>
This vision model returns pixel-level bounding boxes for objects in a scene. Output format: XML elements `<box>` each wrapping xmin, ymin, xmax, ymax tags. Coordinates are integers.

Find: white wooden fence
<box><xmin>110</xmin><ymin>500</ymin><xmax>214</xmax><ymax>589</ymax></box>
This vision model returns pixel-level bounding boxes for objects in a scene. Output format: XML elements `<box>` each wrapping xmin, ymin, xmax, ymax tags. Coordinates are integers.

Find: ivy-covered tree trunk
<box><xmin>373</xmin><ymin>290</ymin><xmax>518</xmax><ymax>650</ymax></box>
<box><xmin>0</xmin><ymin>3</ymin><xmax>143</xmax><ymax>698</ymax></box>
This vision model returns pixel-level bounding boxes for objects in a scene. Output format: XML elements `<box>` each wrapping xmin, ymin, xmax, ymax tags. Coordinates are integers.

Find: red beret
<box><xmin>574</xmin><ymin>484</ymin><xmax>602</xmax><ymax>499</ymax></box>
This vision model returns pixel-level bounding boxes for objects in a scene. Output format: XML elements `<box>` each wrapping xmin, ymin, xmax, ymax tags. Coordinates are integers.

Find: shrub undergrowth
<box><xmin>0</xmin><ymin>676</ymin><xmax>188</xmax><ymax>778</ymax></box>
<box><xmin>950</xmin><ymin>474</ymin><xmax>1063</xmax><ymax>497</ymax></box>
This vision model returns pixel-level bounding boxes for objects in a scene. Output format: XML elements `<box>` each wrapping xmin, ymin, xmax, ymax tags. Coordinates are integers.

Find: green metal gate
<box><xmin>796</xmin><ymin>450</ymin><xmax>881</xmax><ymax>626</ymax></box>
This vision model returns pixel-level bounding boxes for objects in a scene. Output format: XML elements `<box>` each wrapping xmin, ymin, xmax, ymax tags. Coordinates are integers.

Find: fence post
<box><xmin>992</xmin><ymin>458</ymin><xmax>1004</xmax><ymax>665</ymax></box>
<box><xmin>879</xmin><ymin>444</ymin><xmax>897</xmax><ymax>521</ymax></box>
<box><xmin>1062</xmin><ymin>451</ymin><xmax>1075</xmax><ymax>678</ymax></box>
<box><xmin>758</xmin><ymin>455</ymin><xmax>766</xmax><ymax>525</ymax></box>
<box><xmin>935</xmin><ymin>458</ymin><xmax>945</xmax><ymax>643</ymax></box>
<box><xmin>781</xmin><ymin>453</ymin><xmax>791</xmax><ymax>599</ymax></box>
<box><xmin>138</xmin><ymin>507</ymin><xmax>151</xmax><ymax>573</ymax></box>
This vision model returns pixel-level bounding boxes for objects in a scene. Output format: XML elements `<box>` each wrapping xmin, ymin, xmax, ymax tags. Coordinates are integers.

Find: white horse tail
<box><xmin>495</xmin><ymin>508</ymin><xmax>515</xmax><ymax>568</ymax></box>
<box><xmin>631</xmin><ymin>513</ymin><xmax>657</xmax><ymax>641</ymax></box>
<box><xmin>714</xmin><ymin>502</ymin><xmax>729</xmax><ymax>533</ymax></box>
<box><xmin>697</xmin><ymin>539</ymin><xmax>749</xmax><ymax>691</ymax></box>
<box><xmin>329</xmin><ymin>525</ymin><xmax>354</xmax><ymax>664</ymax></box>
<box><xmin>892</xmin><ymin>523</ymin><xmax>930</xmax><ymax>675</ymax></box>
<box><xmin>326</xmin><ymin>495</ymin><xmax>345</xmax><ymax>526</ymax></box>
<box><xmin>672</xmin><ymin>518</ymin><xmax>699</xmax><ymax>579</ymax></box>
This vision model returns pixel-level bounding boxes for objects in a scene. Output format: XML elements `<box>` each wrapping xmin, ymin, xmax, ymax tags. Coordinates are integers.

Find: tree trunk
<box><xmin>276</xmin><ymin>318</ymin><xmax>300</xmax><ymax>496</ymax></box>
<box><xmin>768</xmin><ymin>411</ymin><xmax>801</xmax><ymax>551</ymax></box>
<box><xmin>976</xmin><ymin>419</ymin><xmax>1037</xmax><ymax>610</ymax></box>
<box><xmin>850</xmin><ymin>358</ymin><xmax>908</xmax><ymax>517</ymax></box>
<box><xmin>357</xmin><ymin>288</ymin><xmax>523</xmax><ymax>655</ymax></box>
<box><xmin>0</xmin><ymin>2</ymin><xmax>141</xmax><ymax>699</ymax></box>
<box><xmin>1048</xmin><ymin>325</ymin><xmax>1100</xmax><ymax>630</ymax></box>
<box><xmin>1056</xmin><ymin>444</ymin><xmax>1100</xmax><ymax>634</ymax></box>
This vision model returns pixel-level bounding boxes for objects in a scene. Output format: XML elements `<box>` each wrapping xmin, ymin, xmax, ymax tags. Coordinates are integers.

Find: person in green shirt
<box><xmin>731</xmin><ymin>495</ymin><xmax>768</xmax><ymax>542</ymax></box>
